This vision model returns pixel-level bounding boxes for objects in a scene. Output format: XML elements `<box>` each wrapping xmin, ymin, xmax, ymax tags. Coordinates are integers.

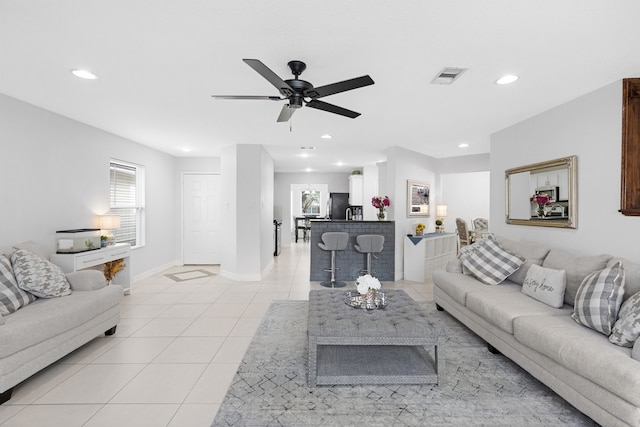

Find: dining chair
<box><xmin>455</xmin><ymin>218</ymin><xmax>473</xmax><ymax>250</ymax></box>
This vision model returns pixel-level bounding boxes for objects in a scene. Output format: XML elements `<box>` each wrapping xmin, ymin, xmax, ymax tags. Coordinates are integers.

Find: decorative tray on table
<box><xmin>344</xmin><ymin>291</ymin><xmax>388</xmax><ymax>310</ymax></box>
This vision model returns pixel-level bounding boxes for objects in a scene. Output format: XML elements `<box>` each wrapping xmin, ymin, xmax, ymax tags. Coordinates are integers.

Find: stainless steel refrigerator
<box><xmin>328</xmin><ymin>192</ymin><xmax>349</xmax><ymax>220</ymax></box>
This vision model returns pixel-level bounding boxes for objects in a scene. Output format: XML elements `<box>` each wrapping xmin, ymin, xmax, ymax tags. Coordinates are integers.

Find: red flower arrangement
<box><xmin>530</xmin><ymin>193</ymin><xmax>552</xmax><ymax>208</ymax></box>
<box><xmin>371</xmin><ymin>196</ymin><xmax>390</xmax><ymax>210</ymax></box>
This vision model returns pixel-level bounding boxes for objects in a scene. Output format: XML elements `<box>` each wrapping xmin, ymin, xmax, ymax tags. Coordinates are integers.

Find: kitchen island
<box><xmin>309</xmin><ymin>220</ymin><xmax>395</xmax><ymax>282</ymax></box>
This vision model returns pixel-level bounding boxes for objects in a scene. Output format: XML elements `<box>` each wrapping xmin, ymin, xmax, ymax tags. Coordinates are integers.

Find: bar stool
<box><xmin>354</xmin><ymin>235</ymin><xmax>385</xmax><ymax>276</ymax></box>
<box><xmin>317</xmin><ymin>232</ymin><xmax>349</xmax><ymax>288</ymax></box>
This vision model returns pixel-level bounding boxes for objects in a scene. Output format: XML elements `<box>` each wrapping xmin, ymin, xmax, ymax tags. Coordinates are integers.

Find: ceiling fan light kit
<box><xmin>212</xmin><ymin>59</ymin><xmax>374</xmax><ymax>122</ymax></box>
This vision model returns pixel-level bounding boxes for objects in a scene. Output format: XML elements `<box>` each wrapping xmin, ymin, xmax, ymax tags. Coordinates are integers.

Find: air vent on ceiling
<box><xmin>430</xmin><ymin>67</ymin><xmax>468</xmax><ymax>85</ymax></box>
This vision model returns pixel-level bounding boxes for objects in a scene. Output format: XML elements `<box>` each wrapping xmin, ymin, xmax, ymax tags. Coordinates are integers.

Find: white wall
<box><xmin>0</xmin><ymin>94</ymin><xmax>178</xmax><ymax>278</ymax></box>
<box><xmin>274</xmin><ymin>172</ymin><xmax>349</xmax><ymax>246</ymax></box>
<box><xmin>441</xmin><ymin>171</ymin><xmax>491</xmax><ymax>232</ymax></box>
<box><xmin>491</xmin><ymin>80</ymin><xmax>639</xmax><ymax>261</ymax></box>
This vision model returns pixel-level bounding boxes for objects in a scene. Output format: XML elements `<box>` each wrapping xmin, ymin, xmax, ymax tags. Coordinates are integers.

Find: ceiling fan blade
<box><xmin>243</xmin><ymin>59</ymin><xmax>294</xmax><ymax>97</ymax></box>
<box><xmin>305</xmin><ymin>100</ymin><xmax>360</xmax><ymax>119</ymax></box>
<box><xmin>211</xmin><ymin>95</ymin><xmax>284</xmax><ymax>100</ymax></box>
<box><xmin>305</xmin><ymin>75</ymin><xmax>374</xmax><ymax>99</ymax></box>
<box><xmin>277</xmin><ymin>104</ymin><xmax>296</xmax><ymax>122</ymax></box>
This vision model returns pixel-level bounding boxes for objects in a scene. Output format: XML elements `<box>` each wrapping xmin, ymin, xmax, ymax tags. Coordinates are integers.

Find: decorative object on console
<box><xmin>521</xmin><ymin>264</ymin><xmax>566</xmax><ymax>308</ymax></box>
<box><xmin>371</xmin><ymin>196</ymin><xmax>390</xmax><ymax>220</ymax></box>
<box><xmin>571</xmin><ymin>261</ymin><xmax>625</xmax><ymax>335</ymax></box>
<box><xmin>436</xmin><ymin>204</ymin><xmax>448</xmax><ymax>232</ymax></box>
<box><xmin>98</xmin><ymin>214</ymin><xmax>121</xmax><ymax>246</ymax></box>
<box><xmin>103</xmin><ymin>258</ymin><xmax>125</xmax><ymax>285</ymax></box>
<box><xmin>55</xmin><ymin>229</ymin><xmax>101</xmax><ymax>254</ymax></box>
<box><xmin>415</xmin><ymin>222</ymin><xmax>425</xmax><ymax>236</ymax></box>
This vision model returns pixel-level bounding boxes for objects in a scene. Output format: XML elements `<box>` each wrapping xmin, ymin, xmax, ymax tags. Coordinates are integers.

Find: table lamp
<box><xmin>436</xmin><ymin>204</ymin><xmax>448</xmax><ymax>232</ymax></box>
<box><xmin>99</xmin><ymin>214</ymin><xmax>121</xmax><ymax>246</ymax></box>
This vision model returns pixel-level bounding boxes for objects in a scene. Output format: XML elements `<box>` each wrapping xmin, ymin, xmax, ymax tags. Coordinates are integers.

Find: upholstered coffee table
<box><xmin>307</xmin><ymin>289</ymin><xmax>445</xmax><ymax>387</ymax></box>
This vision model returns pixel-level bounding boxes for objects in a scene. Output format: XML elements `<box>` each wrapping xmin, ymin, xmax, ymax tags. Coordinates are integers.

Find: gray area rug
<box><xmin>212</xmin><ymin>301</ymin><xmax>598</xmax><ymax>426</ymax></box>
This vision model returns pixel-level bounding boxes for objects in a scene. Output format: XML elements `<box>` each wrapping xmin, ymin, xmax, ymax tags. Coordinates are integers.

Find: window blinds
<box><xmin>109</xmin><ymin>162</ymin><xmax>139</xmax><ymax>246</ymax></box>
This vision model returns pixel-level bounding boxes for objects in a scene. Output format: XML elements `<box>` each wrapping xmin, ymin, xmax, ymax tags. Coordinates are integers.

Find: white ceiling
<box><xmin>2</xmin><ymin>1</ymin><xmax>640</xmax><ymax>173</ymax></box>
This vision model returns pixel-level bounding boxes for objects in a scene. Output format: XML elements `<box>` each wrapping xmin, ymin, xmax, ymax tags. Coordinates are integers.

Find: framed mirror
<box><xmin>407</xmin><ymin>180</ymin><xmax>430</xmax><ymax>217</ymax></box>
<box><xmin>505</xmin><ymin>155</ymin><xmax>577</xmax><ymax>228</ymax></box>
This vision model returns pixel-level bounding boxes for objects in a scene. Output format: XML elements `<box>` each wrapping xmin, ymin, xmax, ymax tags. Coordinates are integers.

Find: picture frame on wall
<box><xmin>407</xmin><ymin>180</ymin><xmax>430</xmax><ymax>217</ymax></box>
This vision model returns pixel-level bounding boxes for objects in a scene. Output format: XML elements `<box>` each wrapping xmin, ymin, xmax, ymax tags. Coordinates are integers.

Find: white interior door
<box><xmin>183</xmin><ymin>174</ymin><xmax>220</xmax><ymax>264</ymax></box>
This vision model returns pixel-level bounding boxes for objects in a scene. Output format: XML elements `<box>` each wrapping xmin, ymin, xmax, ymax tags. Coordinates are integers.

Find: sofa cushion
<box><xmin>496</xmin><ymin>236</ymin><xmax>550</xmax><ymax>285</ymax></box>
<box><xmin>542</xmin><ymin>249</ymin><xmax>612</xmax><ymax>306</ymax></box>
<box><xmin>11</xmin><ymin>249</ymin><xmax>72</xmax><ymax>299</ymax></box>
<box><xmin>459</xmin><ymin>236</ymin><xmax>525</xmax><ymax>285</ymax></box>
<box><xmin>514</xmin><ymin>314</ymin><xmax>640</xmax><ymax>407</ymax></box>
<box><xmin>610</xmin><ymin>291</ymin><xmax>640</xmax><ymax>347</ymax></box>
<box><xmin>432</xmin><ymin>270</ymin><xmax>521</xmax><ymax>307</ymax></box>
<box><xmin>12</xmin><ymin>241</ymin><xmax>49</xmax><ymax>260</ymax></box>
<box><xmin>607</xmin><ymin>257</ymin><xmax>640</xmax><ymax>302</ymax></box>
<box><xmin>0</xmin><ymin>285</ymin><xmax>122</xmax><ymax>358</ymax></box>
<box><xmin>571</xmin><ymin>261</ymin><xmax>625</xmax><ymax>335</ymax></box>
<box><xmin>466</xmin><ymin>288</ymin><xmax>572</xmax><ymax>334</ymax></box>
<box><xmin>521</xmin><ymin>264</ymin><xmax>566</xmax><ymax>308</ymax></box>
<box><xmin>0</xmin><ymin>254</ymin><xmax>36</xmax><ymax>315</ymax></box>
<box><xmin>66</xmin><ymin>270</ymin><xmax>106</xmax><ymax>291</ymax></box>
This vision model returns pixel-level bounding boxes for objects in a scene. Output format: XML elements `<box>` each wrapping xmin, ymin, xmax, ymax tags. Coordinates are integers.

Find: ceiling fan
<box><xmin>212</xmin><ymin>59</ymin><xmax>374</xmax><ymax>122</ymax></box>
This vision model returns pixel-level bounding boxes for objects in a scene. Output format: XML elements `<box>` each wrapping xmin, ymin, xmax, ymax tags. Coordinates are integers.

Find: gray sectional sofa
<box><xmin>0</xmin><ymin>269</ymin><xmax>123</xmax><ymax>403</ymax></box>
<box><xmin>433</xmin><ymin>236</ymin><xmax>640</xmax><ymax>427</ymax></box>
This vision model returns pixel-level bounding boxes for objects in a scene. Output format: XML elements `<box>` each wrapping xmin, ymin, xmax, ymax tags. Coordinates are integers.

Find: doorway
<box><xmin>182</xmin><ymin>173</ymin><xmax>220</xmax><ymax>264</ymax></box>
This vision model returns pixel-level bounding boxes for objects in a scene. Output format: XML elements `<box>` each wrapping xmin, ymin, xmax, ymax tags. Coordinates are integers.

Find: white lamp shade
<box><xmin>436</xmin><ymin>205</ymin><xmax>448</xmax><ymax>217</ymax></box>
<box><xmin>99</xmin><ymin>214</ymin><xmax>121</xmax><ymax>230</ymax></box>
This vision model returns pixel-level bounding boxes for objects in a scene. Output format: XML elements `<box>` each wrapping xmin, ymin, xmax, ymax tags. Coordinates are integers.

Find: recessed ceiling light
<box><xmin>181</xmin><ymin>147</ymin><xmax>192</xmax><ymax>153</ymax></box>
<box><xmin>321</xmin><ymin>134</ymin><xmax>332</xmax><ymax>139</ymax></box>
<box><xmin>458</xmin><ymin>143</ymin><xmax>469</xmax><ymax>148</ymax></box>
<box><xmin>71</xmin><ymin>69</ymin><xmax>98</xmax><ymax>80</ymax></box>
<box><xmin>496</xmin><ymin>75</ymin><xmax>519</xmax><ymax>85</ymax></box>
<box><xmin>336</xmin><ymin>161</ymin><xmax>344</xmax><ymax>166</ymax></box>
<box><xmin>299</xmin><ymin>153</ymin><xmax>310</xmax><ymax>158</ymax></box>
<box><xmin>305</xmin><ymin>168</ymin><xmax>313</xmax><ymax>172</ymax></box>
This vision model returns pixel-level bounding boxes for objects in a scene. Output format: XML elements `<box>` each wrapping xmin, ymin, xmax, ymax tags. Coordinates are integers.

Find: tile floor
<box><xmin>0</xmin><ymin>241</ymin><xmax>434</xmax><ymax>427</ymax></box>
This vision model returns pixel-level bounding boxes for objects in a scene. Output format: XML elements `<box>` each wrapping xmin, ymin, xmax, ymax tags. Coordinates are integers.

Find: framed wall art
<box><xmin>407</xmin><ymin>180</ymin><xmax>430</xmax><ymax>217</ymax></box>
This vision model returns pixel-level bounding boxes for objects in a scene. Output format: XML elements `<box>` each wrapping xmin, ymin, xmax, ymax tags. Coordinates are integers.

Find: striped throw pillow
<box><xmin>459</xmin><ymin>235</ymin><xmax>525</xmax><ymax>285</ymax></box>
<box><xmin>572</xmin><ymin>261</ymin><xmax>625</xmax><ymax>335</ymax></box>
<box><xmin>0</xmin><ymin>253</ymin><xmax>36</xmax><ymax>315</ymax></box>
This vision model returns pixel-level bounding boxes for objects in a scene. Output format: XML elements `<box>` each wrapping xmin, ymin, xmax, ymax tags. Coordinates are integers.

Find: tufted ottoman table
<box><xmin>307</xmin><ymin>289</ymin><xmax>445</xmax><ymax>387</ymax></box>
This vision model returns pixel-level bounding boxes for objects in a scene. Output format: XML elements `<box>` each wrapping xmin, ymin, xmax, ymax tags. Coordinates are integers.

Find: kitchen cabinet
<box><xmin>348</xmin><ymin>175</ymin><xmax>363</xmax><ymax>206</ymax></box>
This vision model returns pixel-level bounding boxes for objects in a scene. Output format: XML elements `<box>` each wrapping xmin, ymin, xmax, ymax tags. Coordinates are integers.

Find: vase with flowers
<box><xmin>415</xmin><ymin>222</ymin><xmax>425</xmax><ymax>236</ymax></box>
<box><xmin>530</xmin><ymin>193</ymin><xmax>552</xmax><ymax>218</ymax></box>
<box><xmin>371</xmin><ymin>196</ymin><xmax>390</xmax><ymax>220</ymax></box>
<box><xmin>356</xmin><ymin>274</ymin><xmax>382</xmax><ymax>309</ymax></box>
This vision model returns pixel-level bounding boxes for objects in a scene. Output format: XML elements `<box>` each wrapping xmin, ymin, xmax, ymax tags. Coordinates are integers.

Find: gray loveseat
<box><xmin>0</xmin><ymin>268</ymin><xmax>123</xmax><ymax>404</ymax></box>
<box><xmin>433</xmin><ymin>236</ymin><xmax>640</xmax><ymax>427</ymax></box>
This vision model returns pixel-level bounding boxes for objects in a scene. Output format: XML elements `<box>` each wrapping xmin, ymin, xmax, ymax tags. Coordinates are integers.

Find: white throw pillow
<box><xmin>609</xmin><ymin>290</ymin><xmax>640</xmax><ymax>347</ymax></box>
<box><xmin>571</xmin><ymin>261</ymin><xmax>625</xmax><ymax>335</ymax></box>
<box><xmin>521</xmin><ymin>264</ymin><xmax>566</xmax><ymax>308</ymax></box>
<box><xmin>11</xmin><ymin>249</ymin><xmax>72</xmax><ymax>298</ymax></box>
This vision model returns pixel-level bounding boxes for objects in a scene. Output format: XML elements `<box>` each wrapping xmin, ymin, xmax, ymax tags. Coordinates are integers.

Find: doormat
<box><xmin>164</xmin><ymin>269</ymin><xmax>216</xmax><ymax>282</ymax></box>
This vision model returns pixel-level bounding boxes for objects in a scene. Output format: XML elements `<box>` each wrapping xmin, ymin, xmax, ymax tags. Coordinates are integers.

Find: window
<box><xmin>109</xmin><ymin>160</ymin><xmax>145</xmax><ymax>247</ymax></box>
<box><xmin>302</xmin><ymin>190</ymin><xmax>320</xmax><ymax>214</ymax></box>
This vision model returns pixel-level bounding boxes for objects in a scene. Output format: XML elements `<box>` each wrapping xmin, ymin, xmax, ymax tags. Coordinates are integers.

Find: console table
<box><xmin>404</xmin><ymin>233</ymin><xmax>456</xmax><ymax>282</ymax></box>
<box><xmin>50</xmin><ymin>243</ymin><xmax>131</xmax><ymax>294</ymax></box>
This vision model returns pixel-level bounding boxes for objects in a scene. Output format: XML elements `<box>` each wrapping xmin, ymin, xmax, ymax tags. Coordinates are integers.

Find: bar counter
<box><xmin>309</xmin><ymin>220</ymin><xmax>395</xmax><ymax>282</ymax></box>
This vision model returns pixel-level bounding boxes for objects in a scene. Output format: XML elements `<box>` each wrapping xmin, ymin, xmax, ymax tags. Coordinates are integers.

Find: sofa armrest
<box><xmin>446</xmin><ymin>259</ymin><xmax>463</xmax><ymax>274</ymax></box>
<box><xmin>66</xmin><ymin>270</ymin><xmax>106</xmax><ymax>291</ymax></box>
<box><xmin>633</xmin><ymin>338</ymin><xmax>640</xmax><ymax>362</ymax></box>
